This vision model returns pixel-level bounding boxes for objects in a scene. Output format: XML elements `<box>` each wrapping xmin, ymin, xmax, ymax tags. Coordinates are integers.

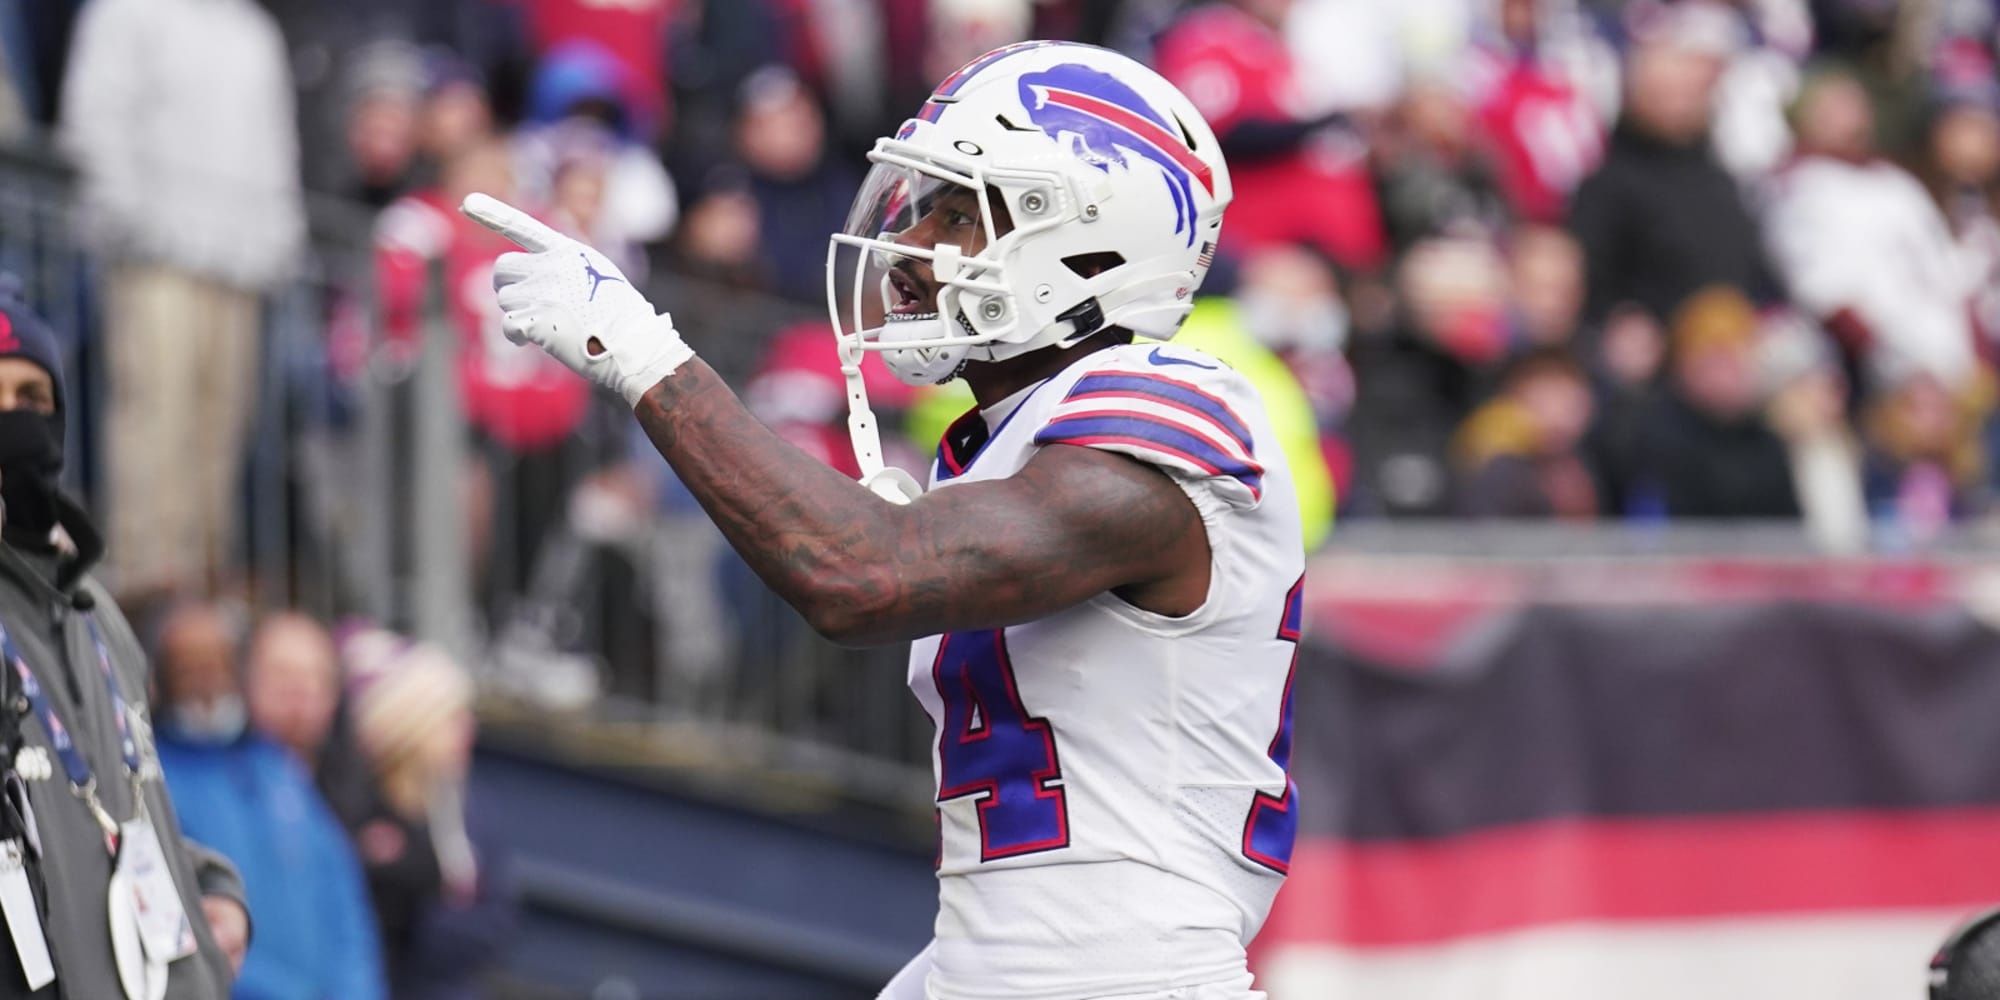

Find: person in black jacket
<box><xmin>1630</xmin><ymin>287</ymin><xmax>1800</xmax><ymax>518</ymax></box>
<box><xmin>1567</xmin><ymin>7</ymin><xmax>1782</xmax><ymax>336</ymax></box>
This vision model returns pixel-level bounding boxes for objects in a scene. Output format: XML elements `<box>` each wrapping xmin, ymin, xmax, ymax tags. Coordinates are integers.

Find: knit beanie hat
<box><xmin>340</xmin><ymin>626</ymin><xmax>474</xmax><ymax>767</ymax></box>
<box><xmin>0</xmin><ymin>275</ymin><xmax>66</xmax><ymax>412</ymax></box>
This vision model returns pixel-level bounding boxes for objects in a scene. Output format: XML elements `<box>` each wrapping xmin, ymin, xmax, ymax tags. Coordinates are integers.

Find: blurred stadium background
<box><xmin>3</xmin><ymin>0</ymin><xmax>2000</xmax><ymax>996</ymax></box>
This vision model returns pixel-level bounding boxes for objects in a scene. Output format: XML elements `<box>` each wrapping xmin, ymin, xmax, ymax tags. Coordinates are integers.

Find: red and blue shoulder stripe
<box><xmin>1034</xmin><ymin>370</ymin><xmax>1264</xmax><ymax>500</ymax></box>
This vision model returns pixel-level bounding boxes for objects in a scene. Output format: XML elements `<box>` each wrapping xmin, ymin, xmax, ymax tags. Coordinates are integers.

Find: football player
<box><xmin>466</xmin><ymin>41</ymin><xmax>1304</xmax><ymax>1000</ymax></box>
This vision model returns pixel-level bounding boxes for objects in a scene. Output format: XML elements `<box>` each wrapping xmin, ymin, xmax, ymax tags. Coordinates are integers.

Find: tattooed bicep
<box><xmin>878</xmin><ymin>443</ymin><xmax>1210</xmax><ymax>635</ymax></box>
<box><xmin>1004</xmin><ymin>443</ymin><xmax>1207</xmax><ymax>578</ymax></box>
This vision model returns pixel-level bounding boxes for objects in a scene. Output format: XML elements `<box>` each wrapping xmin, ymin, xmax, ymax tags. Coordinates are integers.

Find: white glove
<box><xmin>461</xmin><ymin>192</ymin><xmax>694</xmax><ymax>407</ymax></box>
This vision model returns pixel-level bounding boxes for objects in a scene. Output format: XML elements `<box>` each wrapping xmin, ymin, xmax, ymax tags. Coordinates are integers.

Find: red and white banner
<box><xmin>1260</xmin><ymin>554</ymin><xmax>2000</xmax><ymax>999</ymax></box>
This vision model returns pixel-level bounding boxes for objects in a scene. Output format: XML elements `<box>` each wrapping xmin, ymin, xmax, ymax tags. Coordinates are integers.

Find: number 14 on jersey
<box><xmin>931</xmin><ymin>578</ymin><xmax>1304</xmax><ymax>868</ymax></box>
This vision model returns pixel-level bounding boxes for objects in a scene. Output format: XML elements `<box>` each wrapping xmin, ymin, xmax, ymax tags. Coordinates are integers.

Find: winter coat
<box><xmin>1764</xmin><ymin>154</ymin><xmax>1980</xmax><ymax>386</ymax></box>
<box><xmin>1633</xmin><ymin>390</ymin><xmax>1800</xmax><ymax>519</ymax></box>
<box><xmin>1568</xmin><ymin>123</ymin><xmax>1779</xmax><ymax>327</ymax></box>
<box><xmin>338</xmin><ymin>794</ymin><xmax>514</xmax><ymax>1000</ymax></box>
<box><xmin>0</xmin><ymin>541</ymin><xmax>243</xmax><ymax>999</ymax></box>
<box><xmin>156</xmin><ymin>733</ymin><xmax>386</xmax><ymax>1000</ymax></box>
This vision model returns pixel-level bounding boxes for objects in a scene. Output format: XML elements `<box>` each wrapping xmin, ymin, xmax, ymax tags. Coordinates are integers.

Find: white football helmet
<box><xmin>825</xmin><ymin>40</ymin><xmax>1233</xmax><ymax>501</ymax></box>
<box><xmin>828</xmin><ymin>40</ymin><xmax>1233</xmax><ymax>384</ymax></box>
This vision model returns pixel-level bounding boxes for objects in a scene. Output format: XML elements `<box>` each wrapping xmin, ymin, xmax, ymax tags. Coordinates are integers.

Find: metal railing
<box><xmin>0</xmin><ymin>140</ymin><xmax>386</xmax><ymax>620</ymax></box>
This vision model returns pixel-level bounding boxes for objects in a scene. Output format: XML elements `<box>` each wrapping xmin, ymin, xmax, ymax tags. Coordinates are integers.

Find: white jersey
<box><xmin>907</xmin><ymin>342</ymin><xmax>1305</xmax><ymax>1000</ymax></box>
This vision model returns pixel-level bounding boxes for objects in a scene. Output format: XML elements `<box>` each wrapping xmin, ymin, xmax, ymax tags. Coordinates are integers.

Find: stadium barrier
<box><xmin>1262</xmin><ymin>525</ymin><xmax>2000</xmax><ymax>1000</ymax></box>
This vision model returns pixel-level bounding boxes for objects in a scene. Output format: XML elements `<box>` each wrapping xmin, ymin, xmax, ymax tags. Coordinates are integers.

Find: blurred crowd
<box><xmin>0</xmin><ymin>0</ymin><xmax>1997</xmax><ymax>606</ymax></box>
<box><xmin>146</xmin><ymin>599</ymin><xmax>514</xmax><ymax>999</ymax></box>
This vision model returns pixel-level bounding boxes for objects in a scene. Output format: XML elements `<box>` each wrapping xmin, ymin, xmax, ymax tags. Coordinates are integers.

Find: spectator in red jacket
<box><xmin>1462</xmin><ymin>0</ymin><xmax>1607</xmax><ymax>223</ymax></box>
<box><xmin>376</xmin><ymin>138</ymin><xmax>591</xmax><ymax>454</ymax></box>
<box><xmin>375</xmin><ymin>137</ymin><xmax>597</xmax><ymax>606</ymax></box>
<box><xmin>1153</xmin><ymin>0</ymin><xmax>1388</xmax><ymax>272</ymax></box>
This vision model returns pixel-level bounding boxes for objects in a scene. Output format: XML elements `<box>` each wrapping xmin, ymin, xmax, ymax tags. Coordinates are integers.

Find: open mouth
<box><xmin>886</xmin><ymin>267</ymin><xmax>938</xmax><ymax>322</ymax></box>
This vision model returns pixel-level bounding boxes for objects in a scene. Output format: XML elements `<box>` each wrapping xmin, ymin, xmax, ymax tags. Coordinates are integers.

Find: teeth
<box><xmin>887</xmin><ymin>312</ymin><xmax>938</xmax><ymax>322</ymax></box>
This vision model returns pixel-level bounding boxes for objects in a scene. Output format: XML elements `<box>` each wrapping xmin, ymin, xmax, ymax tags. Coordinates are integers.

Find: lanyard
<box><xmin>0</xmin><ymin>614</ymin><xmax>141</xmax><ymax>851</ymax></box>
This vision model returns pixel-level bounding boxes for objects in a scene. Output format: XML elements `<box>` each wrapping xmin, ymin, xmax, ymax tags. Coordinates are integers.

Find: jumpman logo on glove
<box><xmin>582</xmin><ymin>254</ymin><xmax>626</xmax><ymax>301</ymax></box>
<box><xmin>462</xmin><ymin>192</ymin><xmax>693</xmax><ymax>407</ymax></box>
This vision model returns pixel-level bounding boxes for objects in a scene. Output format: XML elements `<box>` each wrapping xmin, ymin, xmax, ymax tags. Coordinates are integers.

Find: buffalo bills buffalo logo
<box><xmin>1018</xmin><ymin>64</ymin><xmax>1214</xmax><ymax>246</ymax></box>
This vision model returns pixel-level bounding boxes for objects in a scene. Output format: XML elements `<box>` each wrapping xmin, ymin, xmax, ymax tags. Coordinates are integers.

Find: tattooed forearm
<box><xmin>635</xmin><ymin>360</ymin><xmax>904</xmax><ymax>638</ymax></box>
<box><xmin>631</xmin><ymin>361</ymin><xmax>1206</xmax><ymax>646</ymax></box>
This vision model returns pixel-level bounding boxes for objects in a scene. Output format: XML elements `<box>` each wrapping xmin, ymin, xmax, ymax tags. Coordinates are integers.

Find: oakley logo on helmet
<box><xmin>1019</xmin><ymin>64</ymin><xmax>1215</xmax><ymax>246</ymax></box>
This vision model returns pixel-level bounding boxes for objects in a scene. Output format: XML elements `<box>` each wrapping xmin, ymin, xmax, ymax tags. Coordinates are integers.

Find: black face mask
<box><xmin>0</xmin><ymin>408</ymin><xmax>64</xmax><ymax>547</ymax></box>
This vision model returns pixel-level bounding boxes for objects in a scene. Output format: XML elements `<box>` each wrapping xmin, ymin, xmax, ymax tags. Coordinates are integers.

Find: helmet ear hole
<box><xmin>1061</xmin><ymin>252</ymin><xmax>1125</xmax><ymax>278</ymax></box>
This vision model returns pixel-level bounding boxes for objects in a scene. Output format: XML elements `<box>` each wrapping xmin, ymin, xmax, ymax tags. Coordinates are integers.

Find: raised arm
<box><xmin>460</xmin><ymin>194</ymin><xmax>1205</xmax><ymax>646</ymax></box>
<box><xmin>634</xmin><ymin>360</ymin><xmax>1203</xmax><ymax>645</ymax></box>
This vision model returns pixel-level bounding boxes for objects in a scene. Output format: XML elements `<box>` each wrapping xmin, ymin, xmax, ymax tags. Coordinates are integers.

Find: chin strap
<box><xmin>839</xmin><ymin>336</ymin><xmax>924</xmax><ymax>505</ymax></box>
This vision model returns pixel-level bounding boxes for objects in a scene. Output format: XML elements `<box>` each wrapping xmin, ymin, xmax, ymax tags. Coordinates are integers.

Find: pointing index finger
<box><xmin>460</xmin><ymin>192</ymin><xmax>566</xmax><ymax>253</ymax></box>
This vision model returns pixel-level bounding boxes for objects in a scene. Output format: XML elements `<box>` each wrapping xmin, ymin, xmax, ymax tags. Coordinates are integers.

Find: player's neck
<box><xmin>961</xmin><ymin>335</ymin><xmax>1125</xmax><ymax>409</ymax></box>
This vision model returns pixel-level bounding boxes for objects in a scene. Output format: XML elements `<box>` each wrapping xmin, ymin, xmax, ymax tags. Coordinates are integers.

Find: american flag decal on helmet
<box><xmin>1196</xmin><ymin>241</ymin><xmax>1216</xmax><ymax>269</ymax></box>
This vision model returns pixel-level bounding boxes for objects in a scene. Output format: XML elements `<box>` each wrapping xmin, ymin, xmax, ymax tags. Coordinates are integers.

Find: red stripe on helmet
<box><xmin>1039</xmin><ymin>87</ymin><xmax>1215</xmax><ymax>196</ymax></box>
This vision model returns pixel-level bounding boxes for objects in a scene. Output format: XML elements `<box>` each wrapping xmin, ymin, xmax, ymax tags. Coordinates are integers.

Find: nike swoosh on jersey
<box><xmin>1147</xmin><ymin>347</ymin><xmax>1218</xmax><ymax>370</ymax></box>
